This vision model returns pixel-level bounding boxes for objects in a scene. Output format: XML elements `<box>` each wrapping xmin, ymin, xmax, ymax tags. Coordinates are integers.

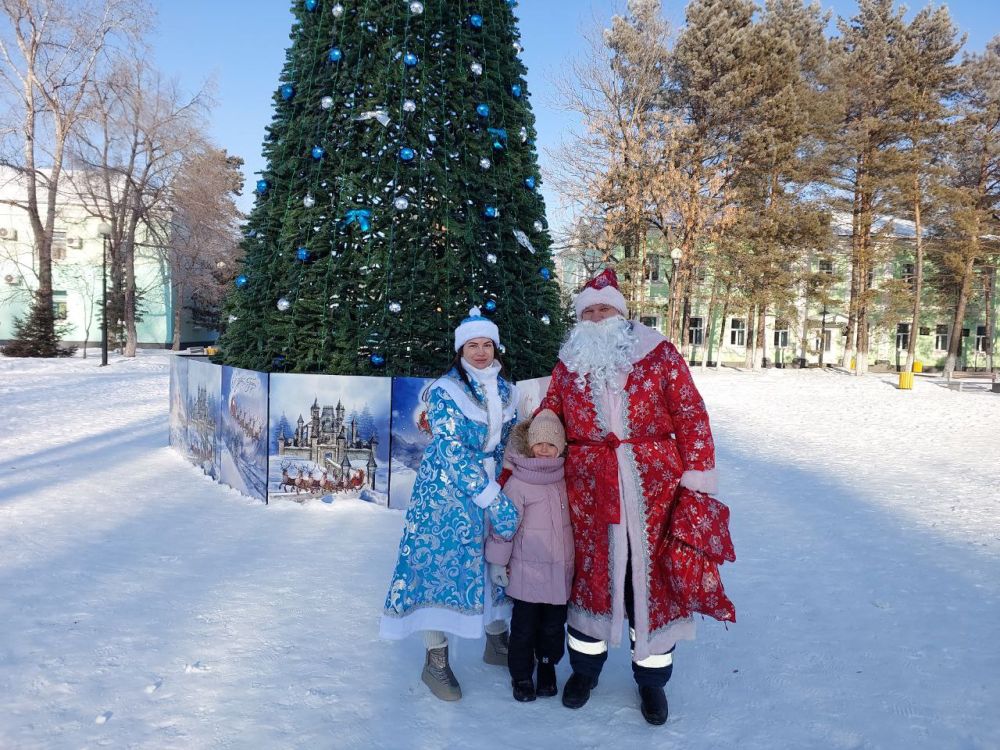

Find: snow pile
<box><xmin>1</xmin><ymin>352</ymin><xmax>998</xmax><ymax>749</ymax></box>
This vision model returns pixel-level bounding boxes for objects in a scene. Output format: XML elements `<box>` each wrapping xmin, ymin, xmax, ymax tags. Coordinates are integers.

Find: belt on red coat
<box><xmin>569</xmin><ymin>434</ymin><xmax>666</xmax><ymax>525</ymax></box>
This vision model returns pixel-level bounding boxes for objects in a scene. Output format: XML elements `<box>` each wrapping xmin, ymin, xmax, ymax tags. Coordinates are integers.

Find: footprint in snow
<box><xmin>95</xmin><ymin>711</ymin><xmax>113</xmax><ymax>724</ymax></box>
<box><xmin>185</xmin><ymin>661</ymin><xmax>210</xmax><ymax>674</ymax></box>
<box><xmin>144</xmin><ymin>678</ymin><xmax>163</xmax><ymax>693</ymax></box>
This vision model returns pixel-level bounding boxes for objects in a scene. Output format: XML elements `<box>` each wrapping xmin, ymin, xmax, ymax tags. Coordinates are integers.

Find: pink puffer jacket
<box><xmin>485</xmin><ymin>423</ymin><xmax>574</xmax><ymax>605</ymax></box>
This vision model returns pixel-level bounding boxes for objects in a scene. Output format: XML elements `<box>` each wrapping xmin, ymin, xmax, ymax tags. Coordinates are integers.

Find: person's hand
<box><xmin>489</xmin><ymin>563</ymin><xmax>509</xmax><ymax>587</ymax></box>
<box><xmin>487</xmin><ymin>493</ymin><xmax>519</xmax><ymax>540</ymax></box>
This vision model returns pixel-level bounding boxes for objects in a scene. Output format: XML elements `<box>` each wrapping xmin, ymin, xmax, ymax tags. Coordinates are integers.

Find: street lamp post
<box><xmin>97</xmin><ymin>222</ymin><xmax>112</xmax><ymax>366</ymax></box>
<box><xmin>819</xmin><ymin>303</ymin><xmax>828</xmax><ymax>367</ymax></box>
<box><xmin>666</xmin><ymin>247</ymin><xmax>683</xmax><ymax>342</ymax></box>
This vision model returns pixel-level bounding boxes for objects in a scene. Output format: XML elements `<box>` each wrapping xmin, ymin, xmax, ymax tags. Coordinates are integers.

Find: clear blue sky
<box><xmin>151</xmin><ymin>1</ymin><xmax>999</xmax><ymax>231</ymax></box>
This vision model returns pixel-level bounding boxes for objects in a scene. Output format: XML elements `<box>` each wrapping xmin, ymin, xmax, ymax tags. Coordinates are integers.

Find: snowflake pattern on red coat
<box><xmin>539</xmin><ymin>339</ymin><xmax>716</xmax><ymax>633</ymax></box>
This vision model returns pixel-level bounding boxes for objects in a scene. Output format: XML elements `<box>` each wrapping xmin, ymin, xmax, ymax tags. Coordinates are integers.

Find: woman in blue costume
<box><xmin>380</xmin><ymin>308</ymin><xmax>521</xmax><ymax>701</ymax></box>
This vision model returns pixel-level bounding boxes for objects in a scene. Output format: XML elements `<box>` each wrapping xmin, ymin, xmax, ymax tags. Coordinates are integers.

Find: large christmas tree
<box><xmin>216</xmin><ymin>0</ymin><xmax>564</xmax><ymax>378</ymax></box>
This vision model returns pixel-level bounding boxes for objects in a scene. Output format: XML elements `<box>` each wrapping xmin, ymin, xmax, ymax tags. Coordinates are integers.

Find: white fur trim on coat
<box><xmin>679</xmin><ymin>468</ymin><xmax>718</xmax><ymax>495</ymax></box>
<box><xmin>574</xmin><ymin>285</ymin><xmax>628</xmax><ymax>320</ymax></box>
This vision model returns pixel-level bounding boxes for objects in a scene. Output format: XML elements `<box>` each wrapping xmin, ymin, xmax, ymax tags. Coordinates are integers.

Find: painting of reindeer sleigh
<box><xmin>267</xmin><ymin>373</ymin><xmax>391</xmax><ymax>505</ymax></box>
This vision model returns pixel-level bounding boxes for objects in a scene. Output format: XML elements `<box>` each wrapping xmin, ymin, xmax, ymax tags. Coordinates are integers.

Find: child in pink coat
<box><xmin>486</xmin><ymin>409</ymin><xmax>574</xmax><ymax>702</ymax></box>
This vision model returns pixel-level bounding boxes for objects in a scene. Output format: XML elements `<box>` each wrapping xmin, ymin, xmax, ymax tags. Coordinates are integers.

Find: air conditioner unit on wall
<box><xmin>66</xmin><ymin>237</ymin><xmax>83</xmax><ymax>249</ymax></box>
<box><xmin>4</xmin><ymin>273</ymin><xmax>20</xmax><ymax>285</ymax></box>
<box><xmin>0</xmin><ymin>228</ymin><xmax>18</xmax><ymax>240</ymax></box>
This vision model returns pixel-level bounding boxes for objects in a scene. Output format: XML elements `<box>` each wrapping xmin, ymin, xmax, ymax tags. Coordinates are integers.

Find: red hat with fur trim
<box><xmin>573</xmin><ymin>268</ymin><xmax>628</xmax><ymax>320</ymax></box>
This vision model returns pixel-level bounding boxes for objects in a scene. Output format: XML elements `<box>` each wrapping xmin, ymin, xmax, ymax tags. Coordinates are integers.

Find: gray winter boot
<box><xmin>421</xmin><ymin>646</ymin><xmax>462</xmax><ymax>701</ymax></box>
<box><xmin>483</xmin><ymin>629</ymin><xmax>509</xmax><ymax>666</ymax></box>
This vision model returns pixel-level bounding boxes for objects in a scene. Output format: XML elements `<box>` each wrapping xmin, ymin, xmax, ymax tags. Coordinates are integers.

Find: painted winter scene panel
<box><xmin>388</xmin><ymin>377</ymin><xmax>435</xmax><ymax>510</ymax></box>
<box><xmin>184</xmin><ymin>359</ymin><xmax>221</xmax><ymax>479</ymax></box>
<box><xmin>218</xmin><ymin>367</ymin><xmax>268</xmax><ymax>503</ymax></box>
<box><xmin>514</xmin><ymin>375</ymin><xmax>551</xmax><ymax>421</ymax></box>
<box><xmin>269</xmin><ymin>373</ymin><xmax>390</xmax><ymax>506</ymax></box>
<box><xmin>168</xmin><ymin>354</ymin><xmax>189</xmax><ymax>449</ymax></box>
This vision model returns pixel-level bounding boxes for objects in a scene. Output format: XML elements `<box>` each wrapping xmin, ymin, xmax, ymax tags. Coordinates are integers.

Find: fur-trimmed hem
<box><xmin>679</xmin><ymin>468</ymin><xmax>718</xmax><ymax>495</ymax></box>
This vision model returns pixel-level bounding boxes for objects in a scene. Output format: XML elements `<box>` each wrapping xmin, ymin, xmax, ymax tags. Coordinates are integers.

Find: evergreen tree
<box><xmin>215</xmin><ymin>0</ymin><xmax>564</xmax><ymax>378</ymax></box>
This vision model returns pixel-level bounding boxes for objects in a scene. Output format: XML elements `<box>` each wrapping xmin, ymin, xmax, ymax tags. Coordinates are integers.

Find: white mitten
<box><xmin>488</xmin><ymin>562</ymin><xmax>509</xmax><ymax>587</ymax></box>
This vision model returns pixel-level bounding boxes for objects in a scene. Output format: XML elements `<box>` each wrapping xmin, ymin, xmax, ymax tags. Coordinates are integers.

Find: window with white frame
<box><xmin>976</xmin><ymin>325</ymin><xmax>988</xmax><ymax>352</ymax></box>
<box><xmin>51</xmin><ymin>230</ymin><xmax>67</xmax><ymax>261</ymax></box>
<box><xmin>896</xmin><ymin>322</ymin><xmax>910</xmax><ymax>351</ymax></box>
<box><xmin>773</xmin><ymin>321</ymin><xmax>789</xmax><ymax>348</ymax></box>
<box><xmin>640</xmin><ymin>316</ymin><xmax>659</xmax><ymax>331</ymax></box>
<box><xmin>689</xmin><ymin>317</ymin><xmax>704</xmax><ymax>345</ymax></box>
<box><xmin>52</xmin><ymin>290</ymin><xmax>68</xmax><ymax>320</ymax></box>
<box><xmin>646</xmin><ymin>254</ymin><xmax>660</xmax><ymax>282</ymax></box>
<box><xmin>818</xmin><ymin>258</ymin><xmax>834</xmax><ymax>275</ymax></box>
<box><xmin>730</xmin><ymin>318</ymin><xmax>746</xmax><ymax>346</ymax></box>
<box><xmin>815</xmin><ymin>329</ymin><xmax>832</xmax><ymax>352</ymax></box>
<box><xmin>934</xmin><ymin>324</ymin><xmax>949</xmax><ymax>351</ymax></box>
<box><xmin>901</xmin><ymin>263</ymin><xmax>915</xmax><ymax>288</ymax></box>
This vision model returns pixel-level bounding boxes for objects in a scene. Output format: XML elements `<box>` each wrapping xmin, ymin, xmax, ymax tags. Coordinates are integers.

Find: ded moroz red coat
<box><xmin>538</xmin><ymin>321</ymin><xmax>717</xmax><ymax>660</ymax></box>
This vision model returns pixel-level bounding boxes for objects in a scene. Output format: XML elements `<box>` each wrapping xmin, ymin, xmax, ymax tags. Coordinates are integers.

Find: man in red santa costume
<box><xmin>537</xmin><ymin>267</ymin><xmax>717</xmax><ymax>726</ymax></box>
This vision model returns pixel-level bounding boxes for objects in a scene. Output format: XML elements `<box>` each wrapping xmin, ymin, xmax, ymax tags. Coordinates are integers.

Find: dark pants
<box><xmin>508</xmin><ymin>598</ymin><xmax>568</xmax><ymax>682</ymax></box>
<box><xmin>567</xmin><ymin>560</ymin><xmax>674</xmax><ymax>689</ymax></box>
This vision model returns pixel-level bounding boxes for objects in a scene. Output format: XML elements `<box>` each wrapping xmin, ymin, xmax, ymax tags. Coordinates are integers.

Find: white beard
<box><xmin>559</xmin><ymin>317</ymin><xmax>638</xmax><ymax>395</ymax></box>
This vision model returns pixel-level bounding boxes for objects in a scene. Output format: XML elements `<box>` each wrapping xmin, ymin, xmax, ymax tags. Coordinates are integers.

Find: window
<box><xmin>689</xmin><ymin>317</ymin><xmax>704</xmax><ymax>346</ymax></box>
<box><xmin>773</xmin><ymin>323</ymin><xmax>789</xmax><ymax>348</ymax></box>
<box><xmin>51</xmin><ymin>230</ymin><xmax>67</xmax><ymax>261</ymax></box>
<box><xmin>730</xmin><ymin>318</ymin><xmax>746</xmax><ymax>347</ymax></box>
<box><xmin>901</xmin><ymin>263</ymin><xmax>915</xmax><ymax>288</ymax></box>
<box><xmin>896</xmin><ymin>323</ymin><xmax>910</xmax><ymax>351</ymax></box>
<box><xmin>646</xmin><ymin>254</ymin><xmax>660</xmax><ymax>282</ymax></box>
<box><xmin>821</xmin><ymin>329</ymin><xmax>832</xmax><ymax>352</ymax></box>
<box><xmin>640</xmin><ymin>316</ymin><xmax>659</xmax><ymax>331</ymax></box>
<box><xmin>934</xmin><ymin>324</ymin><xmax>949</xmax><ymax>351</ymax></box>
<box><xmin>818</xmin><ymin>259</ymin><xmax>834</xmax><ymax>275</ymax></box>
<box><xmin>975</xmin><ymin>325</ymin><xmax>988</xmax><ymax>352</ymax></box>
<box><xmin>52</xmin><ymin>290</ymin><xmax>67</xmax><ymax>320</ymax></box>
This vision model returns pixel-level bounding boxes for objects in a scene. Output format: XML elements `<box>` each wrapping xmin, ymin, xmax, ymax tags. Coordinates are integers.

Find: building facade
<box><xmin>0</xmin><ymin>168</ymin><xmax>216</xmax><ymax>349</ymax></box>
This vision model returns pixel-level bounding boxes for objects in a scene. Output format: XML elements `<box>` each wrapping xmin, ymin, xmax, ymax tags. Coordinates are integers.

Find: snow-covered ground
<box><xmin>1</xmin><ymin>352</ymin><xmax>998</xmax><ymax>749</ymax></box>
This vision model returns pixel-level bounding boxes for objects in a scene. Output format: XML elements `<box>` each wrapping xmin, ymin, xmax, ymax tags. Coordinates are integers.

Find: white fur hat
<box><xmin>574</xmin><ymin>267</ymin><xmax>628</xmax><ymax>320</ymax></box>
<box><xmin>454</xmin><ymin>306</ymin><xmax>501</xmax><ymax>352</ymax></box>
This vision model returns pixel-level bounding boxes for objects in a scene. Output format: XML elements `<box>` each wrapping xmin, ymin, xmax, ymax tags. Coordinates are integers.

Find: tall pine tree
<box><xmin>216</xmin><ymin>0</ymin><xmax>564</xmax><ymax>378</ymax></box>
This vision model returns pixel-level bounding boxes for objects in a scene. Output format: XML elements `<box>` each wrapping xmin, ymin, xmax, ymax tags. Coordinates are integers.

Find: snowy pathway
<box><xmin>1</xmin><ymin>354</ymin><xmax>997</xmax><ymax>749</ymax></box>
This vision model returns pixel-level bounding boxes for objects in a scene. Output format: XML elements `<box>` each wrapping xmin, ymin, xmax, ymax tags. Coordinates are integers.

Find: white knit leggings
<box><xmin>423</xmin><ymin>620</ymin><xmax>507</xmax><ymax>650</ymax></box>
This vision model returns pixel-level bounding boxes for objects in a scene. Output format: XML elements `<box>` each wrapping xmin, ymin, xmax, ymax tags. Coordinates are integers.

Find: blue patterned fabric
<box><xmin>381</xmin><ymin>369</ymin><xmax>518</xmax><ymax>639</ymax></box>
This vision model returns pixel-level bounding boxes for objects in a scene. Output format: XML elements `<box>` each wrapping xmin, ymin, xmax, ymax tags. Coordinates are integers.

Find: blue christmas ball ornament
<box><xmin>476</xmin><ymin>103</ymin><xmax>490</xmax><ymax>117</ymax></box>
<box><xmin>484</xmin><ymin>206</ymin><xmax>500</xmax><ymax>219</ymax></box>
<box><xmin>399</xmin><ymin>146</ymin><xmax>416</xmax><ymax>162</ymax></box>
<box><xmin>470</xmin><ymin>14</ymin><xmax>483</xmax><ymax>28</ymax></box>
<box><xmin>485</xmin><ymin>300</ymin><xmax>497</xmax><ymax>312</ymax></box>
<box><xmin>235</xmin><ymin>274</ymin><xmax>249</xmax><ymax>288</ymax></box>
<box><xmin>404</xmin><ymin>52</ymin><xmax>419</xmax><ymax>67</ymax></box>
<box><xmin>304</xmin><ymin>0</ymin><xmax>318</xmax><ymax>10</ymax></box>
<box><xmin>328</xmin><ymin>47</ymin><xmax>343</xmax><ymax>62</ymax></box>
<box><xmin>524</xmin><ymin>175</ymin><xmax>536</xmax><ymax>190</ymax></box>
<box><xmin>540</xmin><ymin>267</ymin><xmax>551</xmax><ymax>280</ymax></box>
<box><xmin>296</xmin><ymin>247</ymin><xmax>310</xmax><ymax>261</ymax></box>
<box><xmin>256</xmin><ymin>179</ymin><xmax>269</xmax><ymax>194</ymax></box>
<box><xmin>370</xmin><ymin>353</ymin><xmax>386</xmax><ymax>367</ymax></box>
<box><xmin>511</xmin><ymin>84</ymin><xmax>522</xmax><ymax>98</ymax></box>
<box><xmin>280</xmin><ymin>84</ymin><xmax>295</xmax><ymax>101</ymax></box>
<box><xmin>311</xmin><ymin>145</ymin><xmax>325</xmax><ymax>160</ymax></box>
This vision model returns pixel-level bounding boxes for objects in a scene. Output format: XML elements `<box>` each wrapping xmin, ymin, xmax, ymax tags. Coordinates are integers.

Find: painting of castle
<box><xmin>268</xmin><ymin>374</ymin><xmax>390</xmax><ymax>504</ymax></box>
<box><xmin>185</xmin><ymin>359</ymin><xmax>221</xmax><ymax>479</ymax></box>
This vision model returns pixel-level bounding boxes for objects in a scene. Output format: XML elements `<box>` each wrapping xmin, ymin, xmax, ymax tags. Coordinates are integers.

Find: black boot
<box><xmin>536</xmin><ymin>662</ymin><xmax>557</xmax><ymax>697</ymax></box>
<box><xmin>561</xmin><ymin>672</ymin><xmax>597</xmax><ymax>709</ymax></box>
<box><xmin>638</xmin><ymin>686</ymin><xmax>668</xmax><ymax>725</ymax></box>
<box><xmin>512</xmin><ymin>678</ymin><xmax>536</xmax><ymax>702</ymax></box>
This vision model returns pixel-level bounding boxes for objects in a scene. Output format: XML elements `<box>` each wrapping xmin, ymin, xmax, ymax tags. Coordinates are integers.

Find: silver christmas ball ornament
<box><xmin>470</xmin><ymin>62</ymin><xmax>483</xmax><ymax>76</ymax></box>
<box><xmin>403</xmin><ymin>99</ymin><xmax>417</xmax><ymax>112</ymax></box>
<box><xmin>486</xmin><ymin>253</ymin><xmax>497</xmax><ymax>264</ymax></box>
<box><xmin>409</xmin><ymin>1</ymin><xmax>424</xmax><ymax>14</ymax></box>
<box><xmin>480</xmin><ymin>157</ymin><xmax>492</xmax><ymax>170</ymax></box>
<box><xmin>321</xmin><ymin>95</ymin><xmax>334</xmax><ymax>110</ymax></box>
<box><xmin>389</xmin><ymin>301</ymin><xmax>402</xmax><ymax>314</ymax></box>
<box><xmin>303</xmin><ymin>194</ymin><xmax>316</xmax><ymax>208</ymax></box>
<box><xmin>541</xmin><ymin>314</ymin><xmax>551</xmax><ymax>325</ymax></box>
<box><xmin>277</xmin><ymin>297</ymin><xmax>291</xmax><ymax>312</ymax></box>
<box><xmin>331</xmin><ymin>3</ymin><xmax>344</xmax><ymax>17</ymax></box>
<box><xmin>394</xmin><ymin>196</ymin><xmax>410</xmax><ymax>210</ymax></box>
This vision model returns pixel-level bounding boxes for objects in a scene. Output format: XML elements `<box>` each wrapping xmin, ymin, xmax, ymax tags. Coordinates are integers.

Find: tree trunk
<box><xmin>701</xmin><ymin>278</ymin><xmax>720</xmax><ymax>370</ymax></box>
<box><xmin>172</xmin><ymin>283</ymin><xmax>183</xmax><ymax>351</ymax></box>
<box><xmin>756</xmin><ymin>304</ymin><xmax>767</xmax><ymax>368</ymax></box>
<box><xmin>944</xmin><ymin>255</ymin><xmax>976</xmax><ymax>378</ymax></box>
<box><xmin>905</xmin><ymin>175</ymin><xmax>924</xmax><ymax>373</ymax></box>
<box><xmin>744</xmin><ymin>305</ymin><xmax>756</xmax><ymax>369</ymax></box>
<box><xmin>715</xmin><ymin>284</ymin><xmax>732</xmax><ymax>370</ymax></box>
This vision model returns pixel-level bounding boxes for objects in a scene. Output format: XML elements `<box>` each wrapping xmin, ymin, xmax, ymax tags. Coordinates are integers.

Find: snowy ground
<box><xmin>1</xmin><ymin>351</ymin><xmax>998</xmax><ymax>749</ymax></box>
